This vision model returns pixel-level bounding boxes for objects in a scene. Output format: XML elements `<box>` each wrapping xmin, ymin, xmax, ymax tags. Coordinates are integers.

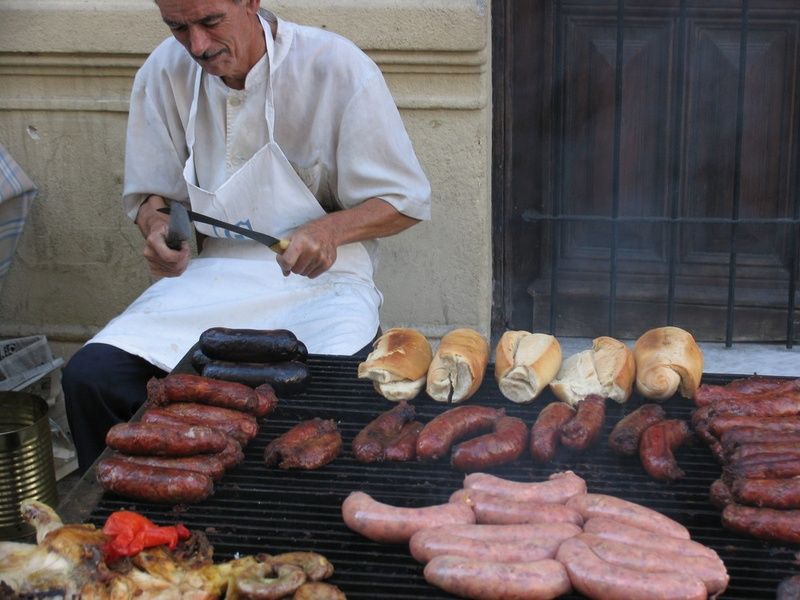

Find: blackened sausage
<box><xmin>199</xmin><ymin>327</ymin><xmax>308</xmax><ymax>362</ymax></box>
<box><xmin>202</xmin><ymin>360</ymin><xmax>310</xmax><ymax>396</ymax></box>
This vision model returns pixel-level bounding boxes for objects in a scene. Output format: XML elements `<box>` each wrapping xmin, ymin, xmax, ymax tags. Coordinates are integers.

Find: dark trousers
<box><xmin>63</xmin><ymin>333</ymin><xmax>379</xmax><ymax>473</ymax></box>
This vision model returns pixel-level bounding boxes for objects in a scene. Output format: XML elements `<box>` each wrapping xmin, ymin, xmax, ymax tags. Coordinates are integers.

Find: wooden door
<box><xmin>492</xmin><ymin>0</ymin><xmax>800</xmax><ymax>343</ymax></box>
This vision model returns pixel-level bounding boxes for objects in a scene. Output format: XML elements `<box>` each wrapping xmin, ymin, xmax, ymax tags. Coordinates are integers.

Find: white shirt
<box><xmin>123</xmin><ymin>11</ymin><xmax>431</xmax><ymax>264</ymax></box>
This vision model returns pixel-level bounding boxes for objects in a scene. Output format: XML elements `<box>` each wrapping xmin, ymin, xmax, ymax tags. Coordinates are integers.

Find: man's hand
<box><xmin>276</xmin><ymin>197</ymin><xmax>420</xmax><ymax>279</ymax></box>
<box><xmin>136</xmin><ymin>195</ymin><xmax>191</xmax><ymax>278</ymax></box>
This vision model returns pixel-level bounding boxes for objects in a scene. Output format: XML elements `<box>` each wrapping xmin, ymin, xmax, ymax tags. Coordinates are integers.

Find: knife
<box><xmin>158</xmin><ymin>206</ymin><xmax>289</xmax><ymax>254</ymax></box>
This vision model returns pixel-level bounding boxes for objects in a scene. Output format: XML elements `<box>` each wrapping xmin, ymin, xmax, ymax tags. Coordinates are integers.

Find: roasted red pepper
<box><xmin>102</xmin><ymin>510</ymin><xmax>190</xmax><ymax>562</ymax></box>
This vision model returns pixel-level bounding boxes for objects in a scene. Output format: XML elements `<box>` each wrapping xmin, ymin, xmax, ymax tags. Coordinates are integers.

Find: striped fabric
<box><xmin>0</xmin><ymin>143</ymin><xmax>37</xmax><ymax>292</ymax></box>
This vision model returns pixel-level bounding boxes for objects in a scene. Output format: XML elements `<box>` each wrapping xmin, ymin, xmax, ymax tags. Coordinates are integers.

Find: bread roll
<box><xmin>494</xmin><ymin>331</ymin><xmax>562</xmax><ymax>403</ymax></box>
<box><xmin>634</xmin><ymin>326</ymin><xmax>703</xmax><ymax>400</ymax></box>
<box><xmin>426</xmin><ymin>328</ymin><xmax>489</xmax><ymax>403</ymax></box>
<box><xmin>357</xmin><ymin>328</ymin><xmax>433</xmax><ymax>401</ymax></box>
<box><xmin>549</xmin><ymin>336</ymin><xmax>635</xmax><ymax>406</ymax></box>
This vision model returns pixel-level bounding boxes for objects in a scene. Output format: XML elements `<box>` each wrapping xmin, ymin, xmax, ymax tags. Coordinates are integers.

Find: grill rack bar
<box><xmin>77</xmin><ymin>357</ymin><xmax>799</xmax><ymax>599</ymax></box>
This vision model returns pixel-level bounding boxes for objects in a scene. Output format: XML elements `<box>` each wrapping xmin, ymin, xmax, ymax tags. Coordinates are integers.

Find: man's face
<box><xmin>155</xmin><ymin>0</ymin><xmax>261</xmax><ymax>82</ymax></box>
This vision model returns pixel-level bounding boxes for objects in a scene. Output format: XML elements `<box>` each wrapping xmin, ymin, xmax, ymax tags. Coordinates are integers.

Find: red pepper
<box><xmin>102</xmin><ymin>510</ymin><xmax>190</xmax><ymax>562</ymax></box>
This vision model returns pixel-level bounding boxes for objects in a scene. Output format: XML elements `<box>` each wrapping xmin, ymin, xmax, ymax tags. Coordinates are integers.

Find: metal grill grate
<box><xmin>77</xmin><ymin>356</ymin><xmax>798</xmax><ymax>599</ymax></box>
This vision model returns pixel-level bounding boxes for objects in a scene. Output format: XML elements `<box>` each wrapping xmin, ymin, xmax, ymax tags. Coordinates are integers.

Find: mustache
<box><xmin>191</xmin><ymin>49</ymin><xmax>225</xmax><ymax>61</ymax></box>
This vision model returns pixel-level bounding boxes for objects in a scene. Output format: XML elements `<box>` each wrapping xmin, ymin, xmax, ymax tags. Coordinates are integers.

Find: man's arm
<box><xmin>136</xmin><ymin>194</ymin><xmax>191</xmax><ymax>278</ymax></box>
<box><xmin>276</xmin><ymin>197</ymin><xmax>419</xmax><ymax>278</ymax></box>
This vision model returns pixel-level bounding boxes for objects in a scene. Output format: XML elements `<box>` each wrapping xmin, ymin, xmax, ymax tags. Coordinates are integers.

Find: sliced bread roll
<box><xmin>494</xmin><ymin>331</ymin><xmax>562</xmax><ymax>403</ymax></box>
<box><xmin>426</xmin><ymin>328</ymin><xmax>490</xmax><ymax>403</ymax></box>
<box><xmin>357</xmin><ymin>328</ymin><xmax>433</xmax><ymax>401</ymax></box>
<box><xmin>549</xmin><ymin>336</ymin><xmax>635</xmax><ymax>407</ymax></box>
<box><xmin>634</xmin><ymin>326</ymin><xmax>703</xmax><ymax>400</ymax></box>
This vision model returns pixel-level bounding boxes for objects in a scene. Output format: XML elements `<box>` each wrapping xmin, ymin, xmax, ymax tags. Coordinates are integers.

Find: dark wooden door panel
<box><xmin>493</xmin><ymin>0</ymin><xmax>800</xmax><ymax>343</ymax></box>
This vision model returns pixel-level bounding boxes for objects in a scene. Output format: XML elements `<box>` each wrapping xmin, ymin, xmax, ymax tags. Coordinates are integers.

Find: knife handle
<box><xmin>269</xmin><ymin>239</ymin><xmax>290</xmax><ymax>255</ymax></box>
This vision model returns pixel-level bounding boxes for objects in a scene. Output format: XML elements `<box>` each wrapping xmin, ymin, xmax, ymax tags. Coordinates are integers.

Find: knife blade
<box><xmin>164</xmin><ymin>201</ymin><xmax>192</xmax><ymax>250</ymax></box>
<box><xmin>158</xmin><ymin>207</ymin><xmax>289</xmax><ymax>254</ymax></box>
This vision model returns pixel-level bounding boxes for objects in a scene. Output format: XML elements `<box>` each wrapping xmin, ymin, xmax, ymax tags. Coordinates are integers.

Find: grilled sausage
<box><xmin>463</xmin><ymin>470</ymin><xmax>587</xmax><ymax>504</ymax></box>
<box><xmin>424</xmin><ymin>556</ymin><xmax>571</xmax><ymax>600</ymax></box>
<box><xmin>340</xmin><ymin>491</ymin><xmax>475</xmax><ymax>544</ymax></box>
<box><xmin>264</xmin><ymin>419</ymin><xmax>342</xmax><ymax>470</ymax></box>
<box><xmin>202</xmin><ymin>359</ymin><xmax>310</xmax><ymax>396</ymax></box>
<box><xmin>727</xmin><ymin>441</ymin><xmax>800</xmax><ymax>462</ymax></box>
<box><xmin>730</xmin><ymin>477</ymin><xmax>800</xmax><ymax>509</ymax></box>
<box><xmin>560</xmin><ymin>394</ymin><xmax>605</xmax><ymax>451</ymax></box>
<box><xmin>199</xmin><ymin>327</ymin><xmax>308</xmax><ymax>362</ymax></box>
<box><xmin>720</xmin><ymin>427</ymin><xmax>800</xmax><ymax>453</ymax></box>
<box><xmin>351</xmin><ymin>402</ymin><xmax>422</xmax><ymax>463</ymax></box>
<box><xmin>566</xmin><ymin>493</ymin><xmax>690</xmax><ymax>539</ymax></box>
<box><xmin>577</xmin><ymin>532</ymin><xmax>728</xmax><ymax>596</ymax></box>
<box><xmin>416</xmin><ymin>405</ymin><xmax>504</xmax><ymax>461</ymax></box>
<box><xmin>451</xmin><ymin>415</ymin><xmax>528</xmax><ymax>471</ymax></box>
<box><xmin>159</xmin><ymin>402</ymin><xmax>259</xmax><ymax>444</ymax></box>
<box><xmin>709</xmin><ymin>478</ymin><xmax>734</xmax><ymax>509</ymax></box>
<box><xmin>190</xmin><ymin>346</ymin><xmax>212</xmax><ymax>372</ymax></box>
<box><xmin>693</xmin><ymin>376</ymin><xmax>798</xmax><ymax>407</ymax></box>
<box><xmin>409</xmin><ymin>522</ymin><xmax>581</xmax><ymax>564</ymax></box>
<box><xmin>721</xmin><ymin>503</ymin><xmax>800</xmax><ymax>543</ymax></box>
<box><xmin>724</xmin><ymin>456</ymin><xmax>800</xmax><ymax>480</ymax></box>
<box><xmin>530</xmin><ymin>401</ymin><xmax>575</xmax><ymax>462</ymax></box>
<box><xmin>709</xmin><ymin>415</ymin><xmax>800</xmax><ymax>438</ymax></box>
<box><xmin>582</xmin><ymin>517</ymin><xmax>720</xmax><ymax>560</ymax></box>
<box><xmin>608</xmin><ymin>403</ymin><xmax>666</xmax><ymax>456</ymax></box>
<box><xmin>556</xmin><ymin>537</ymin><xmax>707</xmax><ymax>600</ymax></box>
<box><xmin>639</xmin><ymin>419</ymin><xmax>690</xmax><ymax>482</ymax></box>
<box><xmin>96</xmin><ymin>457</ymin><xmax>214</xmax><ymax>504</ymax></box>
<box><xmin>105</xmin><ymin>422</ymin><xmax>228</xmax><ymax>456</ymax></box>
<box><xmin>449</xmin><ymin>488</ymin><xmax>583</xmax><ymax>526</ymax></box>
<box><xmin>141</xmin><ymin>408</ymin><xmax>251</xmax><ymax>447</ymax></box>
<box><xmin>215</xmin><ymin>437</ymin><xmax>245</xmax><ymax>470</ymax></box>
<box><xmin>114</xmin><ymin>452</ymin><xmax>226</xmax><ymax>481</ymax></box>
<box><xmin>146</xmin><ymin>373</ymin><xmax>262</xmax><ymax>415</ymax></box>
<box><xmin>709</xmin><ymin>391</ymin><xmax>800</xmax><ymax>418</ymax></box>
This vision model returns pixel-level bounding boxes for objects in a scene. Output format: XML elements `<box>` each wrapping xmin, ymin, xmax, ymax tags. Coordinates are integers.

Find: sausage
<box><xmin>293</xmin><ymin>582</ymin><xmax>347</xmax><ymax>600</ymax></box>
<box><xmin>721</xmin><ymin>503</ymin><xmax>800</xmax><ymax>543</ymax></box>
<box><xmin>577</xmin><ymin>533</ymin><xmax>728</xmax><ymax>596</ymax></box>
<box><xmin>566</xmin><ymin>493</ymin><xmax>690</xmax><ymax>539</ymax></box>
<box><xmin>416</xmin><ymin>405</ymin><xmax>504</xmax><ymax>461</ymax></box>
<box><xmin>582</xmin><ymin>517</ymin><xmax>720</xmax><ymax>560</ymax></box>
<box><xmin>559</xmin><ymin>394</ymin><xmax>605</xmax><ymax>451</ymax></box>
<box><xmin>449</xmin><ymin>488</ymin><xmax>583</xmax><ymax>526</ymax></box>
<box><xmin>608</xmin><ymin>403</ymin><xmax>666</xmax><ymax>456</ymax></box>
<box><xmin>730</xmin><ymin>477</ymin><xmax>800</xmax><ymax>509</ymax></box>
<box><xmin>199</xmin><ymin>327</ymin><xmax>308</xmax><ymax>362</ymax></box>
<box><xmin>96</xmin><ymin>457</ymin><xmax>214</xmax><ymax>504</ymax></box>
<box><xmin>529</xmin><ymin>401</ymin><xmax>575</xmax><ymax>462</ymax></box>
<box><xmin>114</xmin><ymin>452</ymin><xmax>226</xmax><ymax>481</ymax></box>
<box><xmin>264</xmin><ymin>419</ymin><xmax>342</xmax><ymax>470</ymax></box>
<box><xmin>709</xmin><ymin>415</ymin><xmax>800</xmax><ymax>438</ymax></box>
<box><xmin>254</xmin><ymin>384</ymin><xmax>279</xmax><ymax>417</ymax></box>
<box><xmin>720</xmin><ymin>427</ymin><xmax>800</xmax><ymax>453</ymax></box>
<box><xmin>382</xmin><ymin>421</ymin><xmax>424</xmax><ymax>462</ymax></box>
<box><xmin>693</xmin><ymin>376</ymin><xmax>798</xmax><ymax>407</ymax></box>
<box><xmin>190</xmin><ymin>346</ymin><xmax>212</xmax><ymax>372</ymax></box>
<box><xmin>724</xmin><ymin>456</ymin><xmax>800</xmax><ymax>480</ymax></box>
<box><xmin>423</xmin><ymin>556</ymin><xmax>571</xmax><ymax>600</ymax></box>
<box><xmin>141</xmin><ymin>408</ymin><xmax>251</xmax><ymax>447</ymax></box>
<box><xmin>410</xmin><ymin>522</ymin><xmax>580</xmax><ymax>564</ymax></box>
<box><xmin>778</xmin><ymin>575</ymin><xmax>800</xmax><ymax>600</ymax></box>
<box><xmin>709</xmin><ymin>391</ymin><xmax>800</xmax><ymax>418</ymax></box>
<box><xmin>105</xmin><ymin>422</ymin><xmax>228</xmax><ymax>456</ymax></box>
<box><xmin>555</xmin><ymin>537</ymin><xmax>707</xmax><ymax>600</ymax></box>
<box><xmin>638</xmin><ymin>419</ymin><xmax>690</xmax><ymax>482</ymax></box>
<box><xmin>451</xmin><ymin>415</ymin><xmax>528</xmax><ymax>471</ymax></box>
<box><xmin>146</xmin><ymin>373</ymin><xmax>263</xmax><ymax>415</ymax></box>
<box><xmin>463</xmin><ymin>470</ymin><xmax>587</xmax><ymax>504</ymax></box>
<box><xmin>340</xmin><ymin>491</ymin><xmax>475</xmax><ymax>544</ymax></box>
<box><xmin>709</xmin><ymin>478</ymin><xmax>734</xmax><ymax>509</ymax></box>
<box><xmin>727</xmin><ymin>441</ymin><xmax>800</xmax><ymax>463</ymax></box>
<box><xmin>351</xmin><ymin>402</ymin><xmax>421</xmax><ymax>463</ymax></box>
<box><xmin>202</xmin><ymin>360</ymin><xmax>310</xmax><ymax>396</ymax></box>
<box><xmin>215</xmin><ymin>437</ymin><xmax>245</xmax><ymax>470</ymax></box>
<box><xmin>159</xmin><ymin>403</ymin><xmax>259</xmax><ymax>444</ymax></box>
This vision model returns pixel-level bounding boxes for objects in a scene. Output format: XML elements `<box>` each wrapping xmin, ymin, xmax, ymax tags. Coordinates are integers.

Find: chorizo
<box><xmin>709</xmin><ymin>478</ymin><xmax>734</xmax><ymax>510</ymax></box>
<box><xmin>416</xmin><ymin>405</ymin><xmax>504</xmax><ymax>461</ymax></box>
<box><xmin>638</xmin><ymin>419</ymin><xmax>690</xmax><ymax>482</ymax></box>
<box><xmin>159</xmin><ymin>403</ymin><xmax>259</xmax><ymax>444</ymax></box>
<box><xmin>608</xmin><ymin>403</ymin><xmax>666</xmax><ymax>456</ymax></box>
<box><xmin>529</xmin><ymin>401</ymin><xmax>575</xmax><ymax>462</ymax></box>
<box><xmin>560</xmin><ymin>394</ymin><xmax>605</xmax><ymax>451</ymax></box>
<box><xmin>114</xmin><ymin>452</ymin><xmax>226</xmax><ymax>481</ymax></box>
<box><xmin>351</xmin><ymin>402</ymin><xmax>421</xmax><ymax>463</ymax></box>
<box><xmin>451</xmin><ymin>415</ymin><xmax>528</xmax><ymax>471</ymax></box>
<box><xmin>199</xmin><ymin>327</ymin><xmax>308</xmax><ymax>362</ymax></box>
<box><xmin>463</xmin><ymin>470</ymin><xmax>587</xmax><ymax>504</ymax></box>
<box><xmin>382</xmin><ymin>421</ymin><xmax>424</xmax><ymax>462</ymax></box>
<box><xmin>724</xmin><ymin>456</ymin><xmax>800</xmax><ymax>480</ymax></box>
<box><xmin>709</xmin><ymin>415</ymin><xmax>800</xmax><ymax>438</ymax></box>
<box><xmin>264</xmin><ymin>419</ymin><xmax>342</xmax><ymax>470</ymax></box>
<box><xmin>105</xmin><ymin>422</ymin><xmax>228</xmax><ymax>456</ymax></box>
<box><xmin>721</xmin><ymin>503</ymin><xmax>800</xmax><ymax>544</ymax></box>
<box><xmin>730</xmin><ymin>477</ymin><xmax>800</xmax><ymax>510</ymax></box>
<box><xmin>449</xmin><ymin>488</ymin><xmax>583</xmax><ymax>526</ymax></box>
<box><xmin>424</xmin><ymin>556</ymin><xmax>571</xmax><ymax>600</ymax></box>
<box><xmin>146</xmin><ymin>373</ymin><xmax>263</xmax><ymax>415</ymax></box>
<box><xmin>720</xmin><ymin>427</ymin><xmax>800</xmax><ymax>453</ymax></box>
<box><xmin>141</xmin><ymin>409</ymin><xmax>251</xmax><ymax>447</ymax></box>
<box><xmin>96</xmin><ymin>457</ymin><xmax>214</xmax><ymax>504</ymax></box>
<box><xmin>566</xmin><ymin>493</ymin><xmax>690</xmax><ymax>539</ymax></box>
<box><xmin>340</xmin><ymin>491</ymin><xmax>475</xmax><ymax>544</ymax></box>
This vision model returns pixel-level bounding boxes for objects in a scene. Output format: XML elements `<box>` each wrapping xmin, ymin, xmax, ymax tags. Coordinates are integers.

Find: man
<box><xmin>63</xmin><ymin>0</ymin><xmax>431</xmax><ymax>472</ymax></box>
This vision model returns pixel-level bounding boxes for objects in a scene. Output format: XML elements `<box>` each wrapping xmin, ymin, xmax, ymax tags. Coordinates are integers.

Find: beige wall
<box><xmin>0</xmin><ymin>0</ymin><xmax>492</xmax><ymax>361</ymax></box>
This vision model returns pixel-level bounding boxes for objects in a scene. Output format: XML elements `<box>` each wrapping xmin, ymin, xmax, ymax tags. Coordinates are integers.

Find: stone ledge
<box><xmin>0</xmin><ymin>0</ymin><xmax>488</xmax><ymax>54</ymax></box>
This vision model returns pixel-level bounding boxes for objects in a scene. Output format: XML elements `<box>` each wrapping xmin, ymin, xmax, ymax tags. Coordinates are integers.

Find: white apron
<box><xmin>90</xmin><ymin>17</ymin><xmax>381</xmax><ymax>371</ymax></box>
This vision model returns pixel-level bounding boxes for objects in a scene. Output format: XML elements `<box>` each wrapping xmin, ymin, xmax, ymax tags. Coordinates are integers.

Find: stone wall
<box><xmin>0</xmin><ymin>0</ymin><xmax>492</xmax><ymax>360</ymax></box>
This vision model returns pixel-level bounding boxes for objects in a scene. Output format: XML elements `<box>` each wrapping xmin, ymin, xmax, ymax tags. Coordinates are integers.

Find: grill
<box><xmin>63</xmin><ymin>356</ymin><xmax>799</xmax><ymax>599</ymax></box>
